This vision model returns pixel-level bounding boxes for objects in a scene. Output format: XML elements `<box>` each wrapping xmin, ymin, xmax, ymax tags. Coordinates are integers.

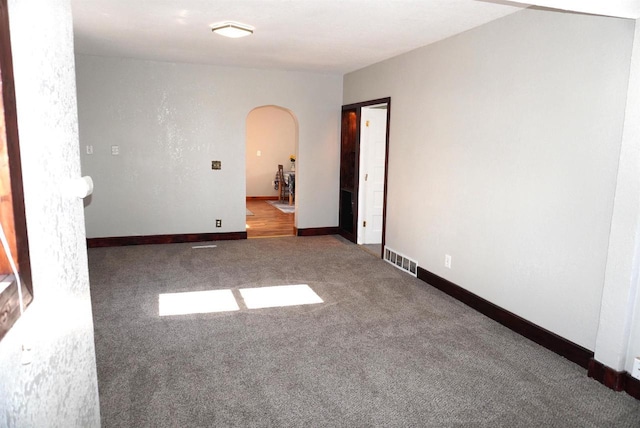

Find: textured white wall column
<box><xmin>595</xmin><ymin>20</ymin><xmax>640</xmax><ymax>372</ymax></box>
<box><xmin>0</xmin><ymin>0</ymin><xmax>101</xmax><ymax>425</ymax></box>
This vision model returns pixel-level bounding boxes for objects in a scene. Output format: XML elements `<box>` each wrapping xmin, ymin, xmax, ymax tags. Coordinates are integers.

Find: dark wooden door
<box><xmin>339</xmin><ymin>97</ymin><xmax>391</xmax><ymax>249</ymax></box>
<box><xmin>338</xmin><ymin>108</ymin><xmax>359</xmax><ymax>242</ymax></box>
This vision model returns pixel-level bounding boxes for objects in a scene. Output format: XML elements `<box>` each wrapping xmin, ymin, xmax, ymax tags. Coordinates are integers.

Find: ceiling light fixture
<box><xmin>210</xmin><ymin>21</ymin><xmax>254</xmax><ymax>38</ymax></box>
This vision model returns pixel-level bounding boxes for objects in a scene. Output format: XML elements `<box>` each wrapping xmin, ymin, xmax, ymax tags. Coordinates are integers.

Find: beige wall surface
<box><xmin>76</xmin><ymin>56</ymin><xmax>342</xmax><ymax>236</ymax></box>
<box><xmin>344</xmin><ymin>8</ymin><xmax>634</xmax><ymax>350</ymax></box>
<box><xmin>246</xmin><ymin>106</ymin><xmax>296</xmax><ymax>197</ymax></box>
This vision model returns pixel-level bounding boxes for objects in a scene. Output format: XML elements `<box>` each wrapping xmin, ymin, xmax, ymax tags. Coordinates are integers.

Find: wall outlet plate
<box><xmin>212</xmin><ymin>160</ymin><xmax>221</xmax><ymax>170</ymax></box>
<box><xmin>632</xmin><ymin>357</ymin><xmax>640</xmax><ymax>380</ymax></box>
<box><xmin>444</xmin><ymin>254</ymin><xmax>452</xmax><ymax>269</ymax></box>
<box><xmin>215</xmin><ymin>219</ymin><xmax>222</xmax><ymax>228</ymax></box>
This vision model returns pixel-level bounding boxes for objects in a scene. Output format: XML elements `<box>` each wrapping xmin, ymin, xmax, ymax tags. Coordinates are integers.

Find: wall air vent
<box><xmin>384</xmin><ymin>246</ymin><xmax>418</xmax><ymax>277</ymax></box>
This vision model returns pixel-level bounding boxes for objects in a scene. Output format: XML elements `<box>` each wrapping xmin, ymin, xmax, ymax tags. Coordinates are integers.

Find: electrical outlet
<box><xmin>444</xmin><ymin>254</ymin><xmax>452</xmax><ymax>269</ymax></box>
<box><xmin>211</xmin><ymin>160</ymin><xmax>221</xmax><ymax>170</ymax></box>
<box><xmin>632</xmin><ymin>357</ymin><xmax>640</xmax><ymax>380</ymax></box>
<box><xmin>21</xmin><ymin>343</ymin><xmax>33</xmax><ymax>365</ymax></box>
<box><xmin>215</xmin><ymin>219</ymin><xmax>222</xmax><ymax>228</ymax></box>
<box><xmin>86</xmin><ymin>145</ymin><xmax>93</xmax><ymax>155</ymax></box>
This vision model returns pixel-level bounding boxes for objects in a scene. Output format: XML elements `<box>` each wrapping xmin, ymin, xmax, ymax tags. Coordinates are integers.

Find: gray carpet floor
<box><xmin>361</xmin><ymin>243</ymin><xmax>382</xmax><ymax>258</ymax></box>
<box><xmin>88</xmin><ymin>235</ymin><xmax>640</xmax><ymax>427</ymax></box>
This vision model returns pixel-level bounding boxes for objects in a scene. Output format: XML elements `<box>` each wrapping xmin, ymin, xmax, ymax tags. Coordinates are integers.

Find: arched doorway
<box><xmin>245</xmin><ymin>105</ymin><xmax>298</xmax><ymax>238</ymax></box>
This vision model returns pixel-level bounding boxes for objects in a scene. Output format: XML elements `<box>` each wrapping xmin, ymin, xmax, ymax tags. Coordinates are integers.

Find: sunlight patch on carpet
<box><xmin>159</xmin><ymin>289</ymin><xmax>239</xmax><ymax>316</ymax></box>
<box><xmin>239</xmin><ymin>284</ymin><xmax>323</xmax><ymax>309</ymax></box>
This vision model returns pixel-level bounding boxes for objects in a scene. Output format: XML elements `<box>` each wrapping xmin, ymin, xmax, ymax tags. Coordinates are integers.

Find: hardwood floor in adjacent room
<box><xmin>246</xmin><ymin>199</ymin><xmax>294</xmax><ymax>238</ymax></box>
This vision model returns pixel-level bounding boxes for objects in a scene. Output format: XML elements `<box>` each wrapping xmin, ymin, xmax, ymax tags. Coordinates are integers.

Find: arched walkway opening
<box><xmin>245</xmin><ymin>105</ymin><xmax>298</xmax><ymax>238</ymax></box>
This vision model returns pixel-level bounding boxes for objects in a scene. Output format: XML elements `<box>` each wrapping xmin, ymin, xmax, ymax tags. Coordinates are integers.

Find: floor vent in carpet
<box><xmin>384</xmin><ymin>246</ymin><xmax>418</xmax><ymax>277</ymax></box>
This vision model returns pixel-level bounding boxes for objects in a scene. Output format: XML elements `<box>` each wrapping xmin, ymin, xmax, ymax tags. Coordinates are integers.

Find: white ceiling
<box><xmin>508</xmin><ymin>0</ymin><xmax>640</xmax><ymax>18</ymax></box>
<box><xmin>71</xmin><ymin>0</ymin><xmax>640</xmax><ymax>75</ymax></box>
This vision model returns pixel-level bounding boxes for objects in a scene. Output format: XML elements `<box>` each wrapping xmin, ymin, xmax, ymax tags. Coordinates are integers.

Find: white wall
<box><xmin>597</xmin><ymin>18</ymin><xmax>640</xmax><ymax>374</ymax></box>
<box><xmin>76</xmin><ymin>56</ymin><xmax>342</xmax><ymax>236</ymax></box>
<box><xmin>344</xmin><ymin>8</ymin><xmax>634</xmax><ymax>350</ymax></box>
<box><xmin>246</xmin><ymin>106</ymin><xmax>296</xmax><ymax>197</ymax></box>
<box><xmin>627</xmin><ymin>278</ymin><xmax>640</xmax><ymax>373</ymax></box>
<box><xmin>0</xmin><ymin>0</ymin><xmax>101</xmax><ymax>426</ymax></box>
